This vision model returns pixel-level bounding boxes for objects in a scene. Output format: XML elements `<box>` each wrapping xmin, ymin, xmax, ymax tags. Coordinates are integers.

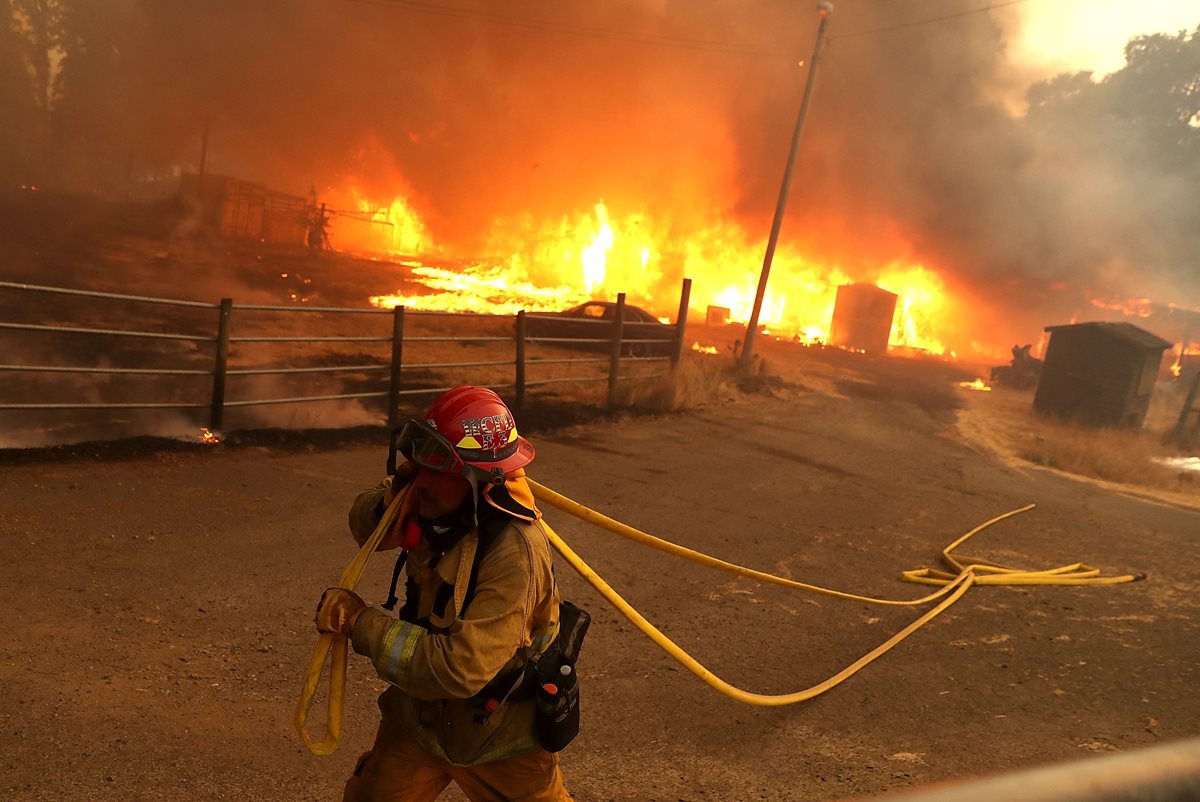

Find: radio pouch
<box><xmin>533</xmin><ymin>599</ymin><xmax>590</xmax><ymax>752</ymax></box>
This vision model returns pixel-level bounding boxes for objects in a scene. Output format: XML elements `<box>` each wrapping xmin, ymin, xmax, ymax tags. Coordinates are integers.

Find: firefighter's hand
<box><xmin>383</xmin><ymin>460</ymin><xmax>419</xmax><ymax>505</ymax></box>
<box><xmin>315</xmin><ymin>587</ymin><xmax>368</xmax><ymax>638</ymax></box>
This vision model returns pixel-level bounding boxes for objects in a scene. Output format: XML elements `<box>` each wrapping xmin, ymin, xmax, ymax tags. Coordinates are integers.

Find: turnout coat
<box><xmin>346</xmin><ymin>473</ymin><xmax>560</xmax><ymax>766</ymax></box>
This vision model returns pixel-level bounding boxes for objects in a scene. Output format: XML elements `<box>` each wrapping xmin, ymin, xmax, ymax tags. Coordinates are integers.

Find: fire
<box><xmin>369</xmin><ymin>262</ymin><xmax>589</xmax><ymax>315</ymax></box>
<box><xmin>580</xmin><ymin>202</ymin><xmax>614</xmax><ymax>292</ymax></box>
<box><xmin>344</xmin><ymin>191</ymin><xmax>966</xmax><ymax>357</ymax></box>
<box><xmin>325</xmin><ymin>187</ymin><xmax>434</xmax><ymax>256</ymax></box>
<box><xmin>877</xmin><ymin>264</ymin><xmax>949</xmax><ymax>356</ymax></box>
<box><xmin>198</xmin><ymin>427</ymin><xmax>220</xmax><ymax>444</ymax></box>
<box><xmin>691</xmin><ymin>342</ymin><xmax>719</xmax><ymax>355</ymax></box>
<box><xmin>958</xmin><ymin>379</ymin><xmax>992</xmax><ymax>392</ymax></box>
<box><xmin>1172</xmin><ymin>344</ymin><xmax>1200</xmax><ymax>378</ymax></box>
<box><xmin>1088</xmin><ymin>295</ymin><xmax>1158</xmax><ymax>318</ymax></box>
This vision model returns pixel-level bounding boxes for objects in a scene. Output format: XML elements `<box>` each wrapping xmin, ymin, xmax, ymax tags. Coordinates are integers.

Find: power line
<box><xmin>339</xmin><ymin>0</ymin><xmax>792</xmax><ymax>57</ymax></box>
<box><xmin>829</xmin><ymin>0</ymin><xmax>1035</xmax><ymax>40</ymax></box>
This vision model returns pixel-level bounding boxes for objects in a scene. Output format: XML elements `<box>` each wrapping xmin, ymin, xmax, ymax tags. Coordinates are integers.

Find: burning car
<box><xmin>525</xmin><ymin>301</ymin><xmax>676</xmax><ymax>357</ymax></box>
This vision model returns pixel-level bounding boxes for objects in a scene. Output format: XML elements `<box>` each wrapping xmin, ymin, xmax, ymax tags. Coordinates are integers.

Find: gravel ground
<box><xmin>2</xmin><ymin>348</ymin><xmax>1198</xmax><ymax>802</ymax></box>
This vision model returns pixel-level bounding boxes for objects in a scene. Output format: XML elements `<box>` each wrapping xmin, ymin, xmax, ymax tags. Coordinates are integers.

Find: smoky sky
<box><xmin>4</xmin><ymin>0</ymin><xmax>1199</xmax><ymax>344</ymax></box>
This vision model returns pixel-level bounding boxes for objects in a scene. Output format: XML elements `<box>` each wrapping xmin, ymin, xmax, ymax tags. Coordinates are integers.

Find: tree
<box><xmin>0</xmin><ymin>1</ymin><xmax>39</xmax><ymax>180</ymax></box>
<box><xmin>1023</xmin><ymin>25</ymin><xmax>1200</xmax><ymax>304</ymax></box>
<box><xmin>9</xmin><ymin>0</ymin><xmax>65</xmax><ymax>124</ymax></box>
<box><xmin>1026</xmin><ymin>26</ymin><xmax>1200</xmax><ymax>172</ymax></box>
<box><xmin>50</xmin><ymin>0</ymin><xmax>134</xmax><ymax>188</ymax></box>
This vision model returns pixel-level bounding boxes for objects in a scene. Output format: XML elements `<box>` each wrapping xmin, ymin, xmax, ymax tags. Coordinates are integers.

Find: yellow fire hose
<box><xmin>295</xmin><ymin>488</ymin><xmax>406</xmax><ymax>756</ymax></box>
<box><xmin>526</xmin><ymin>481</ymin><xmax>1140</xmax><ymax>706</ymax></box>
<box><xmin>297</xmin><ymin>481</ymin><xmax>1142</xmax><ymax>752</ymax></box>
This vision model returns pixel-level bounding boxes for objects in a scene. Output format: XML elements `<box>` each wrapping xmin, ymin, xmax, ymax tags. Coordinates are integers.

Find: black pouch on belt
<box><xmin>534</xmin><ymin>599</ymin><xmax>590</xmax><ymax>752</ymax></box>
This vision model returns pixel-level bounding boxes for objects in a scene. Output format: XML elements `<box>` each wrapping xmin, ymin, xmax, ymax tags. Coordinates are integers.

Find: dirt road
<box><xmin>2</xmin><ymin>353</ymin><xmax>1198</xmax><ymax>802</ymax></box>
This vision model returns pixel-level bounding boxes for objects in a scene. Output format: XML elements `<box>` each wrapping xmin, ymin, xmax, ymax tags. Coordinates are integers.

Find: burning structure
<box><xmin>1033</xmin><ymin>322</ymin><xmax>1172</xmax><ymax>428</ymax></box>
<box><xmin>827</xmin><ymin>284</ymin><xmax>897</xmax><ymax>355</ymax></box>
<box><xmin>178</xmin><ymin>172</ymin><xmax>311</xmax><ymax>248</ymax></box>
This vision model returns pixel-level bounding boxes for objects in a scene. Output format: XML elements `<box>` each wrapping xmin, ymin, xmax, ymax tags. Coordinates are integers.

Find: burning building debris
<box><xmin>990</xmin><ymin>344</ymin><xmax>1043</xmax><ymax>390</ymax></box>
<box><xmin>179</xmin><ymin>172</ymin><xmax>311</xmax><ymax>248</ymax></box>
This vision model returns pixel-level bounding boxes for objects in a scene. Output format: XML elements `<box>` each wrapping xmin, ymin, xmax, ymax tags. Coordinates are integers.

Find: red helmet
<box><xmin>397</xmin><ymin>386</ymin><xmax>534</xmax><ymax>482</ymax></box>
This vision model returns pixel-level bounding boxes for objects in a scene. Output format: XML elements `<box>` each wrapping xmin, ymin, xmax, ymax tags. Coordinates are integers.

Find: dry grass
<box><xmin>1018</xmin><ymin>419</ymin><xmax>1185</xmax><ymax>486</ymax></box>
<box><xmin>615</xmin><ymin>353</ymin><xmax>743</xmax><ymax>412</ymax></box>
<box><xmin>958</xmin><ymin>385</ymin><xmax>1200</xmax><ymax>502</ymax></box>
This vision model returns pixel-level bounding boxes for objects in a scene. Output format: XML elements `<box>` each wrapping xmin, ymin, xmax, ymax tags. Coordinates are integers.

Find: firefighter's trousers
<box><xmin>343</xmin><ymin>724</ymin><xmax>572</xmax><ymax>802</ymax></box>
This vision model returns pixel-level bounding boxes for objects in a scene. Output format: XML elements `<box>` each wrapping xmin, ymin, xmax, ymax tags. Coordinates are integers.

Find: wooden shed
<box><xmin>1033</xmin><ymin>322</ymin><xmax>1171</xmax><ymax>427</ymax></box>
<box><xmin>179</xmin><ymin>172</ymin><xmax>310</xmax><ymax>247</ymax></box>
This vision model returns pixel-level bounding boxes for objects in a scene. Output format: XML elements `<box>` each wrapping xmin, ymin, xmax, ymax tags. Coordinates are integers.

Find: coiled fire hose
<box><xmin>296</xmin><ymin>481</ymin><xmax>1142</xmax><ymax>753</ymax></box>
<box><xmin>295</xmin><ymin>487</ymin><xmax>406</xmax><ymax>756</ymax></box>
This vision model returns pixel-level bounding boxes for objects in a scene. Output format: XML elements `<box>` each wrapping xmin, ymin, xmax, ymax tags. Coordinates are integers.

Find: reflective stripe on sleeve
<box><xmin>529</xmin><ymin>622</ymin><xmax>558</xmax><ymax>656</ymax></box>
<box><xmin>373</xmin><ymin>619</ymin><xmax>423</xmax><ymax>686</ymax></box>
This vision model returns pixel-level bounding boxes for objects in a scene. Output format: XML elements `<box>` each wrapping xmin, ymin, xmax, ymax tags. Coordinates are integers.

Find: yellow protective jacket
<box><xmin>346</xmin><ymin>476</ymin><xmax>560</xmax><ymax>766</ymax></box>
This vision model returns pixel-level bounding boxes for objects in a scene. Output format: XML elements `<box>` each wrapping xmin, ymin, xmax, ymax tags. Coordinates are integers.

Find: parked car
<box><xmin>524</xmin><ymin>301</ymin><xmax>676</xmax><ymax>357</ymax></box>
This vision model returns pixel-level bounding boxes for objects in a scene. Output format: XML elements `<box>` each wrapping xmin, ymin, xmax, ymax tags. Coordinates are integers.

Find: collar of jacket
<box><xmin>481</xmin><ymin>469</ymin><xmax>540</xmax><ymax>522</ymax></box>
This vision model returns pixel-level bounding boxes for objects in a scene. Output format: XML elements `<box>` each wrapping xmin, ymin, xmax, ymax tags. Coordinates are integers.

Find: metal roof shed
<box><xmin>1033</xmin><ymin>322</ymin><xmax>1171</xmax><ymax>427</ymax></box>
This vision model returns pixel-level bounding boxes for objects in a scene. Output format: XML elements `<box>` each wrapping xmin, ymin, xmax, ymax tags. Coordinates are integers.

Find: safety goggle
<box><xmin>394</xmin><ymin>419</ymin><xmax>466</xmax><ymax>475</ymax></box>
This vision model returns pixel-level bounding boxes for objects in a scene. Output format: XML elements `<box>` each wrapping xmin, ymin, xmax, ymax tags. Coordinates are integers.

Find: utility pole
<box><xmin>740</xmin><ymin>2</ymin><xmax>833</xmax><ymax>370</ymax></box>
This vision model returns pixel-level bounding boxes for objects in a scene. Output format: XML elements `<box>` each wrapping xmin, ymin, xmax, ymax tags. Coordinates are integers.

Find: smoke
<box><xmin>3</xmin><ymin>0</ymin><xmax>1199</xmax><ymax>350</ymax></box>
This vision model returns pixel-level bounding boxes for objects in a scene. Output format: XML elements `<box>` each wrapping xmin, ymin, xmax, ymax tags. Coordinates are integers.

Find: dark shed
<box><xmin>1033</xmin><ymin>322</ymin><xmax>1171</xmax><ymax>427</ymax></box>
<box><xmin>828</xmin><ymin>284</ymin><xmax>897</xmax><ymax>355</ymax></box>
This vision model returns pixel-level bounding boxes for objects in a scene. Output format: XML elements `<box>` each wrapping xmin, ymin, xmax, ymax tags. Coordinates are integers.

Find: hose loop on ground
<box><xmin>526</xmin><ymin>480</ymin><xmax>1140</xmax><ymax>706</ymax></box>
<box><xmin>298</xmin><ymin>480</ymin><xmax>1141</xmax><ymax>754</ymax></box>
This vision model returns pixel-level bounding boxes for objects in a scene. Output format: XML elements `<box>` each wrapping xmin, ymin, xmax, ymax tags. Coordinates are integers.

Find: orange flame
<box><xmin>958</xmin><ymin>378</ymin><xmax>992</xmax><ymax>392</ymax></box>
<box><xmin>324</xmin><ymin>187</ymin><xmax>434</xmax><ymax>256</ymax></box>
<box><xmin>342</xmin><ymin>191</ymin><xmax>968</xmax><ymax>356</ymax></box>
<box><xmin>1087</xmin><ymin>296</ymin><xmax>1158</xmax><ymax>318</ymax></box>
<box><xmin>878</xmin><ymin>264</ymin><xmax>950</xmax><ymax>356</ymax></box>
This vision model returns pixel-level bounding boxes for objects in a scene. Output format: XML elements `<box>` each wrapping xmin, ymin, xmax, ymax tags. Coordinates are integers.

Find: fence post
<box><xmin>607</xmin><ymin>293</ymin><xmax>626</xmax><ymax>408</ymax></box>
<box><xmin>210</xmin><ymin>298</ymin><xmax>233</xmax><ymax>430</ymax></box>
<box><xmin>671</xmin><ymin>277</ymin><xmax>692</xmax><ymax>368</ymax></box>
<box><xmin>515</xmin><ymin>310</ymin><xmax>527</xmax><ymax>411</ymax></box>
<box><xmin>387</xmin><ymin>306</ymin><xmax>406</xmax><ymax>428</ymax></box>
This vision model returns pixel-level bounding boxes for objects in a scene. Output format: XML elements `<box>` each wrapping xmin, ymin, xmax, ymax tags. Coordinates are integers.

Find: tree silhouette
<box><xmin>1024</xmin><ymin>25</ymin><xmax>1200</xmax><ymax>299</ymax></box>
<box><xmin>50</xmin><ymin>0</ymin><xmax>134</xmax><ymax>188</ymax></box>
<box><xmin>1027</xmin><ymin>26</ymin><xmax>1200</xmax><ymax>172</ymax></box>
<box><xmin>0</xmin><ymin>0</ymin><xmax>39</xmax><ymax>181</ymax></box>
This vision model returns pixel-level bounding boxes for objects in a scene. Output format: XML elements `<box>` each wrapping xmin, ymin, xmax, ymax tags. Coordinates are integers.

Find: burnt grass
<box><xmin>0</xmin><ymin>395</ymin><xmax>625</xmax><ymax>467</ymax></box>
<box><xmin>826</xmin><ymin>350</ymin><xmax>972</xmax><ymax>419</ymax></box>
<box><xmin>0</xmin><ymin>351</ymin><xmax>970</xmax><ymax>467</ymax></box>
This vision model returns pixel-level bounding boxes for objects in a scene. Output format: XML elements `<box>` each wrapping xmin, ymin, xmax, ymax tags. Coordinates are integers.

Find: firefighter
<box><xmin>314</xmin><ymin>386</ymin><xmax>574</xmax><ymax>801</ymax></box>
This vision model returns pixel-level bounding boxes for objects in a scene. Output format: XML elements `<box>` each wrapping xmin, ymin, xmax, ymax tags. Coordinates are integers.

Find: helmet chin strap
<box><xmin>464</xmin><ymin>466</ymin><xmax>508</xmax><ymax>530</ymax></box>
<box><xmin>461</xmin><ymin>468</ymin><xmax>496</xmax><ymax>533</ymax></box>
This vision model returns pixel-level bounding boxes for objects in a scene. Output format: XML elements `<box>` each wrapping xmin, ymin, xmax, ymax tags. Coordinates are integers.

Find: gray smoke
<box><xmin>2</xmin><ymin>0</ymin><xmax>1198</xmax><ymax>348</ymax></box>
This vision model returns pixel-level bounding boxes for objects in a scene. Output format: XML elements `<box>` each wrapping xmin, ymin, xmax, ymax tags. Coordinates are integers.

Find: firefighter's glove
<box><xmin>314</xmin><ymin>587</ymin><xmax>368</xmax><ymax>638</ymax></box>
<box><xmin>383</xmin><ymin>460</ymin><xmax>419</xmax><ymax>505</ymax></box>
